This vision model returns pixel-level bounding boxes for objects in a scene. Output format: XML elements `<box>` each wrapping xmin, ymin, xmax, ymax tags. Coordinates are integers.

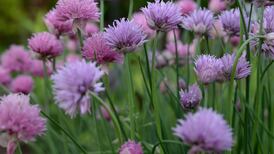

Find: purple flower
<box><xmin>219</xmin><ymin>9</ymin><xmax>244</xmax><ymax>37</ymax></box>
<box><xmin>82</xmin><ymin>33</ymin><xmax>123</xmax><ymax>64</ymax></box>
<box><xmin>84</xmin><ymin>22</ymin><xmax>99</xmax><ymax>37</ymax></box>
<box><xmin>264</xmin><ymin>6</ymin><xmax>274</xmax><ymax>33</ymax></box>
<box><xmin>180</xmin><ymin>84</ymin><xmax>202</xmax><ymax>109</ymax></box>
<box><xmin>55</xmin><ymin>0</ymin><xmax>100</xmax><ymax>29</ymax></box>
<box><xmin>194</xmin><ymin>55</ymin><xmax>220</xmax><ymax>84</ymax></box>
<box><xmin>119</xmin><ymin>140</ymin><xmax>143</xmax><ymax>154</ymax></box>
<box><xmin>132</xmin><ymin>12</ymin><xmax>156</xmax><ymax>38</ymax></box>
<box><xmin>182</xmin><ymin>9</ymin><xmax>214</xmax><ymax>35</ymax></box>
<box><xmin>141</xmin><ymin>0</ymin><xmax>183</xmax><ymax>32</ymax></box>
<box><xmin>1</xmin><ymin>45</ymin><xmax>32</xmax><ymax>73</ymax></box>
<box><xmin>0</xmin><ymin>67</ymin><xmax>11</xmax><ymax>86</ymax></box>
<box><xmin>173</xmin><ymin>108</ymin><xmax>233</xmax><ymax>153</ymax></box>
<box><xmin>10</xmin><ymin>75</ymin><xmax>33</xmax><ymax>94</ymax></box>
<box><xmin>44</xmin><ymin>9</ymin><xmax>73</xmax><ymax>36</ymax></box>
<box><xmin>28</xmin><ymin>32</ymin><xmax>64</xmax><ymax>59</ymax></box>
<box><xmin>104</xmin><ymin>18</ymin><xmax>146</xmax><ymax>53</ymax></box>
<box><xmin>51</xmin><ymin>60</ymin><xmax>104</xmax><ymax>117</ymax></box>
<box><xmin>0</xmin><ymin>94</ymin><xmax>46</xmax><ymax>142</ymax></box>
<box><xmin>30</xmin><ymin>60</ymin><xmax>53</xmax><ymax>77</ymax></box>
<box><xmin>218</xmin><ymin>53</ymin><xmax>251</xmax><ymax>81</ymax></box>
<box><xmin>177</xmin><ymin>0</ymin><xmax>197</xmax><ymax>16</ymax></box>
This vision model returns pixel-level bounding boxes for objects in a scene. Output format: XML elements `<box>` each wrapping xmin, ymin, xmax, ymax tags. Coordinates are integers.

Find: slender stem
<box><xmin>128</xmin><ymin>0</ymin><xmax>133</xmax><ymax>19</ymax></box>
<box><xmin>100</xmin><ymin>0</ymin><xmax>104</xmax><ymax>31</ymax></box>
<box><xmin>41</xmin><ymin>111</ymin><xmax>88</xmax><ymax>154</ymax></box>
<box><xmin>144</xmin><ymin>44</ymin><xmax>152</xmax><ymax>88</ymax></box>
<box><xmin>42</xmin><ymin>59</ymin><xmax>49</xmax><ymax>110</ymax></box>
<box><xmin>173</xmin><ymin>30</ymin><xmax>180</xmax><ymax>103</ymax></box>
<box><xmin>260</xmin><ymin>61</ymin><xmax>274</xmax><ymax>81</ymax></box>
<box><xmin>151</xmin><ymin>140</ymin><xmax>186</xmax><ymax>154</ymax></box>
<box><xmin>151</xmin><ymin>32</ymin><xmax>163</xmax><ymax>143</ymax></box>
<box><xmin>205</xmin><ymin>35</ymin><xmax>210</xmax><ymax>54</ymax></box>
<box><xmin>77</xmin><ymin>28</ymin><xmax>83</xmax><ymax>49</ymax></box>
<box><xmin>17</xmin><ymin>142</ymin><xmax>22</xmax><ymax>154</ymax></box>
<box><xmin>90</xmin><ymin>92</ymin><xmax>123</xmax><ymax>143</ymax></box>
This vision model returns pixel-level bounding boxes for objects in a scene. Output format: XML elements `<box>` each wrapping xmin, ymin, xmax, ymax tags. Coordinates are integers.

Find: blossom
<box><xmin>166</xmin><ymin>41</ymin><xmax>195</xmax><ymax>58</ymax></box>
<box><xmin>82</xmin><ymin>33</ymin><xmax>123</xmax><ymax>64</ymax></box>
<box><xmin>28</xmin><ymin>32</ymin><xmax>64</xmax><ymax>58</ymax></box>
<box><xmin>55</xmin><ymin>0</ymin><xmax>100</xmax><ymax>29</ymax></box>
<box><xmin>180</xmin><ymin>84</ymin><xmax>202</xmax><ymax>109</ymax></box>
<box><xmin>209</xmin><ymin>19</ymin><xmax>225</xmax><ymax>38</ymax></box>
<box><xmin>0</xmin><ymin>94</ymin><xmax>46</xmax><ymax>151</ymax></box>
<box><xmin>209</xmin><ymin>0</ymin><xmax>227</xmax><ymax>13</ymax></box>
<box><xmin>104</xmin><ymin>18</ymin><xmax>146</xmax><ymax>53</ymax></box>
<box><xmin>51</xmin><ymin>60</ymin><xmax>104</xmax><ymax>117</ymax></box>
<box><xmin>182</xmin><ymin>9</ymin><xmax>214</xmax><ymax>35</ymax></box>
<box><xmin>173</xmin><ymin>108</ymin><xmax>233</xmax><ymax>153</ymax></box>
<box><xmin>132</xmin><ymin>12</ymin><xmax>156</xmax><ymax>38</ymax></box>
<box><xmin>1</xmin><ymin>45</ymin><xmax>32</xmax><ymax>73</ymax></box>
<box><xmin>119</xmin><ymin>140</ymin><xmax>143</xmax><ymax>154</ymax></box>
<box><xmin>0</xmin><ymin>67</ymin><xmax>11</xmax><ymax>86</ymax></box>
<box><xmin>141</xmin><ymin>0</ymin><xmax>183</xmax><ymax>32</ymax></box>
<box><xmin>44</xmin><ymin>9</ymin><xmax>73</xmax><ymax>36</ymax></box>
<box><xmin>84</xmin><ymin>22</ymin><xmax>99</xmax><ymax>37</ymax></box>
<box><xmin>218</xmin><ymin>53</ymin><xmax>251</xmax><ymax>81</ymax></box>
<box><xmin>10</xmin><ymin>75</ymin><xmax>33</xmax><ymax>94</ymax></box>
<box><xmin>194</xmin><ymin>55</ymin><xmax>220</xmax><ymax>84</ymax></box>
<box><xmin>177</xmin><ymin>0</ymin><xmax>197</xmax><ymax>16</ymax></box>
<box><xmin>30</xmin><ymin>60</ymin><xmax>53</xmax><ymax>77</ymax></box>
<box><xmin>219</xmin><ymin>9</ymin><xmax>243</xmax><ymax>37</ymax></box>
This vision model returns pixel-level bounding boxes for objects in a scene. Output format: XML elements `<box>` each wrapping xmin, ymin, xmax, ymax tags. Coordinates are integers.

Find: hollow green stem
<box><xmin>128</xmin><ymin>0</ymin><xmax>133</xmax><ymax>19</ymax></box>
<box><xmin>77</xmin><ymin>28</ymin><xmax>83</xmax><ymax>48</ymax></box>
<box><xmin>260</xmin><ymin>61</ymin><xmax>274</xmax><ymax>82</ymax></box>
<box><xmin>100</xmin><ymin>0</ymin><xmax>104</xmax><ymax>31</ymax></box>
<box><xmin>173</xmin><ymin>30</ymin><xmax>180</xmax><ymax>103</ymax></box>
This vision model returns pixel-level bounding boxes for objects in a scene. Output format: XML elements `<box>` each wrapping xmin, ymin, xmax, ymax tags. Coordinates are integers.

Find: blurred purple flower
<box><xmin>141</xmin><ymin>0</ymin><xmax>182</xmax><ymax>32</ymax></box>
<box><xmin>28</xmin><ymin>32</ymin><xmax>64</xmax><ymax>59</ymax></box>
<box><xmin>182</xmin><ymin>9</ymin><xmax>214</xmax><ymax>35</ymax></box>
<box><xmin>51</xmin><ymin>60</ymin><xmax>104</xmax><ymax>117</ymax></box>
<box><xmin>119</xmin><ymin>140</ymin><xmax>143</xmax><ymax>154</ymax></box>
<box><xmin>0</xmin><ymin>66</ymin><xmax>11</xmax><ymax>86</ymax></box>
<box><xmin>194</xmin><ymin>55</ymin><xmax>220</xmax><ymax>84</ymax></box>
<box><xmin>1</xmin><ymin>45</ymin><xmax>32</xmax><ymax>73</ymax></box>
<box><xmin>55</xmin><ymin>0</ymin><xmax>100</xmax><ymax>29</ymax></box>
<box><xmin>177</xmin><ymin>0</ymin><xmax>197</xmax><ymax>16</ymax></box>
<box><xmin>30</xmin><ymin>60</ymin><xmax>53</xmax><ymax>77</ymax></box>
<box><xmin>10</xmin><ymin>75</ymin><xmax>33</xmax><ymax>95</ymax></box>
<box><xmin>180</xmin><ymin>84</ymin><xmax>202</xmax><ymax>109</ymax></box>
<box><xmin>173</xmin><ymin>108</ymin><xmax>233</xmax><ymax>153</ymax></box>
<box><xmin>82</xmin><ymin>33</ymin><xmax>123</xmax><ymax>64</ymax></box>
<box><xmin>219</xmin><ymin>9</ymin><xmax>243</xmax><ymax>37</ymax></box>
<box><xmin>0</xmin><ymin>94</ymin><xmax>46</xmax><ymax>142</ymax></box>
<box><xmin>132</xmin><ymin>12</ymin><xmax>156</xmax><ymax>38</ymax></box>
<box><xmin>84</xmin><ymin>22</ymin><xmax>99</xmax><ymax>37</ymax></box>
<box><xmin>44</xmin><ymin>9</ymin><xmax>73</xmax><ymax>36</ymax></box>
<box><xmin>209</xmin><ymin>0</ymin><xmax>227</xmax><ymax>13</ymax></box>
<box><xmin>104</xmin><ymin>18</ymin><xmax>146</xmax><ymax>53</ymax></box>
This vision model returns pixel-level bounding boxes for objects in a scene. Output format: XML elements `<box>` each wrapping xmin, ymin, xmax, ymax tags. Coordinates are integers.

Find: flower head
<box><xmin>30</xmin><ymin>60</ymin><xmax>53</xmax><ymax>77</ymax></box>
<box><xmin>132</xmin><ymin>12</ymin><xmax>156</xmax><ymax>38</ymax></box>
<box><xmin>119</xmin><ymin>140</ymin><xmax>143</xmax><ymax>154</ymax></box>
<box><xmin>180</xmin><ymin>84</ymin><xmax>202</xmax><ymax>109</ymax></box>
<box><xmin>0</xmin><ymin>94</ymin><xmax>46</xmax><ymax>142</ymax></box>
<box><xmin>44</xmin><ymin>9</ymin><xmax>73</xmax><ymax>36</ymax></box>
<box><xmin>141</xmin><ymin>0</ymin><xmax>183</xmax><ymax>32</ymax></box>
<box><xmin>55</xmin><ymin>0</ymin><xmax>100</xmax><ymax>29</ymax></box>
<box><xmin>219</xmin><ymin>9</ymin><xmax>243</xmax><ymax>37</ymax></box>
<box><xmin>10</xmin><ymin>75</ymin><xmax>33</xmax><ymax>94</ymax></box>
<box><xmin>84</xmin><ymin>22</ymin><xmax>99</xmax><ymax>37</ymax></box>
<box><xmin>1</xmin><ymin>45</ymin><xmax>32</xmax><ymax>73</ymax></box>
<box><xmin>177</xmin><ymin>0</ymin><xmax>197</xmax><ymax>16</ymax></box>
<box><xmin>218</xmin><ymin>53</ymin><xmax>251</xmax><ymax>81</ymax></box>
<box><xmin>182</xmin><ymin>9</ymin><xmax>214</xmax><ymax>35</ymax></box>
<box><xmin>51</xmin><ymin>60</ymin><xmax>104</xmax><ymax>117</ymax></box>
<box><xmin>194</xmin><ymin>55</ymin><xmax>220</xmax><ymax>84</ymax></box>
<box><xmin>104</xmin><ymin>18</ymin><xmax>146</xmax><ymax>53</ymax></box>
<box><xmin>173</xmin><ymin>108</ymin><xmax>233</xmax><ymax>153</ymax></box>
<box><xmin>82</xmin><ymin>33</ymin><xmax>123</xmax><ymax>64</ymax></box>
<box><xmin>28</xmin><ymin>32</ymin><xmax>64</xmax><ymax>58</ymax></box>
<box><xmin>0</xmin><ymin>67</ymin><xmax>11</xmax><ymax>86</ymax></box>
<box><xmin>209</xmin><ymin>0</ymin><xmax>227</xmax><ymax>13</ymax></box>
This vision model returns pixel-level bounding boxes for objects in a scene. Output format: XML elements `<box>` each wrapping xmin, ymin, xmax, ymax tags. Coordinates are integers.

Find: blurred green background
<box><xmin>0</xmin><ymin>0</ymin><xmax>150</xmax><ymax>51</ymax></box>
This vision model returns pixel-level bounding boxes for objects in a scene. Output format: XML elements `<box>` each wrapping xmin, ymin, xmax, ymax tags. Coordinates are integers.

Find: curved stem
<box><xmin>41</xmin><ymin>111</ymin><xmax>88</xmax><ymax>154</ymax></box>
<box><xmin>260</xmin><ymin>61</ymin><xmax>274</xmax><ymax>82</ymax></box>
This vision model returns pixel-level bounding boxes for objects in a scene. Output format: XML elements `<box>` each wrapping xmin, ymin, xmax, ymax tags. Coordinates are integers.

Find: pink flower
<box><xmin>209</xmin><ymin>0</ymin><xmax>227</xmax><ymax>13</ymax></box>
<box><xmin>83</xmin><ymin>33</ymin><xmax>123</xmax><ymax>64</ymax></box>
<box><xmin>166</xmin><ymin>41</ymin><xmax>195</xmax><ymax>58</ymax></box>
<box><xmin>10</xmin><ymin>75</ymin><xmax>33</xmax><ymax>94</ymax></box>
<box><xmin>28</xmin><ymin>32</ymin><xmax>64</xmax><ymax>59</ymax></box>
<box><xmin>66</xmin><ymin>54</ymin><xmax>81</xmax><ymax>63</ymax></box>
<box><xmin>84</xmin><ymin>22</ymin><xmax>99</xmax><ymax>37</ymax></box>
<box><xmin>177</xmin><ymin>0</ymin><xmax>197</xmax><ymax>16</ymax></box>
<box><xmin>132</xmin><ymin>12</ymin><xmax>156</xmax><ymax>38</ymax></box>
<box><xmin>119</xmin><ymin>140</ymin><xmax>143</xmax><ymax>154</ymax></box>
<box><xmin>209</xmin><ymin>19</ymin><xmax>225</xmax><ymax>39</ymax></box>
<box><xmin>30</xmin><ymin>60</ymin><xmax>53</xmax><ymax>77</ymax></box>
<box><xmin>0</xmin><ymin>93</ymin><xmax>46</xmax><ymax>143</ymax></box>
<box><xmin>1</xmin><ymin>45</ymin><xmax>32</xmax><ymax>73</ymax></box>
<box><xmin>0</xmin><ymin>66</ymin><xmax>11</xmax><ymax>86</ymax></box>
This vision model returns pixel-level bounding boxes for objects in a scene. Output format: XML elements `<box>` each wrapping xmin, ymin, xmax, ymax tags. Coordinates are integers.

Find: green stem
<box><xmin>77</xmin><ymin>28</ymin><xmax>83</xmax><ymax>48</ymax></box>
<box><xmin>173</xmin><ymin>30</ymin><xmax>180</xmax><ymax>104</ymax></box>
<box><xmin>16</xmin><ymin>142</ymin><xmax>22</xmax><ymax>154</ymax></box>
<box><xmin>125</xmin><ymin>55</ymin><xmax>135</xmax><ymax>139</ymax></box>
<box><xmin>144</xmin><ymin>44</ymin><xmax>152</xmax><ymax>88</ymax></box>
<box><xmin>41</xmin><ymin>111</ymin><xmax>88</xmax><ymax>154</ymax></box>
<box><xmin>100</xmin><ymin>0</ymin><xmax>104</xmax><ymax>31</ymax></box>
<box><xmin>260</xmin><ymin>61</ymin><xmax>274</xmax><ymax>82</ymax></box>
<box><xmin>128</xmin><ymin>0</ymin><xmax>133</xmax><ymax>19</ymax></box>
<box><xmin>90</xmin><ymin>92</ymin><xmax>124</xmax><ymax>143</ymax></box>
<box><xmin>151</xmin><ymin>140</ymin><xmax>185</xmax><ymax>154</ymax></box>
<box><xmin>42</xmin><ymin>59</ymin><xmax>49</xmax><ymax>110</ymax></box>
